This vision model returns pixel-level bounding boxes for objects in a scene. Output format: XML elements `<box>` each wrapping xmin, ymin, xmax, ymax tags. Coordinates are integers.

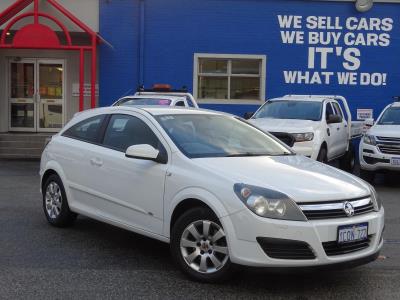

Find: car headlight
<box><xmin>292</xmin><ymin>132</ymin><xmax>314</xmax><ymax>142</ymax></box>
<box><xmin>363</xmin><ymin>134</ymin><xmax>376</xmax><ymax>146</ymax></box>
<box><xmin>234</xmin><ymin>183</ymin><xmax>307</xmax><ymax>221</ymax></box>
<box><xmin>367</xmin><ymin>183</ymin><xmax>382</xmax><ymax>211</ymax></box>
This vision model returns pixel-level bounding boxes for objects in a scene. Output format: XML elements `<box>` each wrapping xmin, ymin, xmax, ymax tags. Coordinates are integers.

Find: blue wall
<box><xmin>99</xmin><ymin>0</ymin><xmax>400</xmax><ymax>118</ymax></box>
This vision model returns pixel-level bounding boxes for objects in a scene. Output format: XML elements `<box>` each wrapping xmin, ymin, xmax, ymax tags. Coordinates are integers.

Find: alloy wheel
<box><xmin>180</xmin><ymin>220</ymin><xmax>229</xmax><ymax>274</ymax></box>
<box><xmin>45</xmin><ymin>182</ymin><xmax>62</xmax><ymax>219</ymax></box>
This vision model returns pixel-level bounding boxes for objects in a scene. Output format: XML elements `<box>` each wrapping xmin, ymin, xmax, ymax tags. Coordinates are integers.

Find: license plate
<box><xmin>391</xmin><ymin>157</ymin><xmax>400</xmax><ymax>166</ymax></box>
<box><xmin>337</xmin><ymin>223</ymin><xmax>368</xmax><ymax>244</ymax></box>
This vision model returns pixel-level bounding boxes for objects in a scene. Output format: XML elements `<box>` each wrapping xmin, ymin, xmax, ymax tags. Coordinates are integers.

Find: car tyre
<box><xmin>42</xmin><ymin>174</ymin><xmax>77</xmax><ymax>227</ymax></box>
<box><xmin>317</xmin><ymin>146</ymin><xmax>328</xmax><ymax>163</ymax></box>
<box><xmin>339</xmin><ymin>144</ymin><xmax>355</xmax><ymax>172</ymax></box>
<box><xmin>360</xmin><ymin>169</ymin><xmax>375</xmax><ymax>183</ymax></box>
<box><xmin>170</xmin><ymin>207</ymin><xmax>234</xmax><ymax>283</ymax></box>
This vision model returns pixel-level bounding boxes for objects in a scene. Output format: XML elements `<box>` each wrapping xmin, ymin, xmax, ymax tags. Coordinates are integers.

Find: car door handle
<box><xmin>337</xmin><ymin>127</ymin><xmax>340</xmax><ymax>131</ymax></box>
<box><xmin>90</xmin><ymin>158</ymin><xmax>103</xmax><ymax>167</ymax></box>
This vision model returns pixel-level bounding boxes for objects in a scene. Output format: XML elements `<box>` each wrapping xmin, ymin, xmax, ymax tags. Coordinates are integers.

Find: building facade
<box><xmin>100</xmin><ymin>0</ymin><xmax>400</xmax><ymax>119</ymax></box>
<box><xmin>0</xmin><ymin>0</ymin><xmax>399</xmax><ymax>135</ymax></box>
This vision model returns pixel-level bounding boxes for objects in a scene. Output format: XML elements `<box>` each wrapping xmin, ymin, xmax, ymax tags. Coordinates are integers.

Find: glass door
<box><xmin>37</xmin><ymin>60</ymin><xmax>64</xmax><ymax>132</ymax></box>
<box><xmin>8</xmin><ymin>59</ymin><xmax>65</xmax><ymax>132</ymax></box>
<box><xmin>9</xmin><ymin>60</ymin><xmax>36</xmax><ymax>131</ymax></box>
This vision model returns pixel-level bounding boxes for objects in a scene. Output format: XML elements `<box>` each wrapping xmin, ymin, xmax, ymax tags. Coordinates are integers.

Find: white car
<box><xmin>112</xmin><ymin>85</ymin><xmax>199</xmax><ymax>108</ymax></box>
<box><xmin>360</xmin><ymin>101</ymin><xmax>400</xmax><ymax>181</ymax></box>
<box><xmin>248</xmin><ymin>95</ymin><xmax>365</xmax><ymax>171</ymax></box>
<box><xmin>40</xmin><ymin>106</ymin><xmax>384</xmax><ymax>282</ymax></box>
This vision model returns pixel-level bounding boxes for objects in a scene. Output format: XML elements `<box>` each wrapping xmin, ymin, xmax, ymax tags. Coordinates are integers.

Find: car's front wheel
<box><xmin>170</xmin><ymin>207</ymin><xmax>233</xmax><ymax>282</ymax></box>
<box><xmin>42</xmin><ymin>174</ymin><xmax>77</xmax><ymax>227</ymax></box>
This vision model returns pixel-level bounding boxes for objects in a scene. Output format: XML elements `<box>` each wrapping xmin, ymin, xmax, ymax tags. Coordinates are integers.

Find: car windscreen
<box><xmin>117</xmin><ymin>98</ymin><xmax>172</xmax><ymax>106</ymax></box>
<box><xmin>155</xmin><ymin>114</ymin><xmax>292</xmax><ymax>158</ymax></box>
<box><xmin>253</xmin><ymin>101</ymin><xmax>323</xmax><ymax>121</ymax></box>
<box><xmin>378</xmin><ymin>107</ymin><xmax>400</xmax><ymax>125</ymax></box>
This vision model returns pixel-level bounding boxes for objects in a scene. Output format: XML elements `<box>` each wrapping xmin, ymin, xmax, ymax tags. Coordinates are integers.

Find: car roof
<box><xmin>391</xmin><ymin>102</ymin><xmax>400</xmax><ymax>108</ymax></box>
<box><xmin>270</xmin><ymin>95</ymin><xmax>333</xmax><ymax>103</ymax></box>
<box><xmin>121</xmin><ymin>95</ymin><xmax>186</xmax><ymax>101</ymax></box>
<box><xmin>85</xmin><ymin>106</ymin><xmax>224</xmax><ymax>117</ymax></box>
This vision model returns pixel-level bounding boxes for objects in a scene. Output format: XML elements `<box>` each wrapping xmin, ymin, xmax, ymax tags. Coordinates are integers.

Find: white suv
<box><xmin>360</xmin><ymin>101</ymin><xmax>400</xmax><ymax>181</ymax></box>
<box><xmin>40</xmin><ymin>106</ymin><xmax>384</xmax><ymax>282</ymax></box>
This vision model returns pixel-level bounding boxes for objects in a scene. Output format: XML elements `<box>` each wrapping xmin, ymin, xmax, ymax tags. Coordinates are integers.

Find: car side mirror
<box><xmin>327</xmin><ymin>114</ymin><xmax>342</xmax><ymax>124</ymax></box>
<box><xmin>365</xmin><ymin>118</ymin><xmax>374</xmax><ymax>127</ymax></box>
<box><xmin>243</xmin><ymin>112</ymin><xmax>254</xmax><ymax>120</ymax></box>
<box><xmin>125</xmin><ymin>144</ymin><xmax>164</xmax><ymax>163</ymax></box>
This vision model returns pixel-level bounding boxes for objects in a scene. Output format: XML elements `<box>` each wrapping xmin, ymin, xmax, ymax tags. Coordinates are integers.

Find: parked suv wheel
<box><xmin>171</xmin><ymin>207</ymin><xmax>233</xmax><ymax>282</ymax></box>
<box><xmin>42</xmin><ymin>174</ymin><xmax>76</xmax><ymax>227</ymax></box>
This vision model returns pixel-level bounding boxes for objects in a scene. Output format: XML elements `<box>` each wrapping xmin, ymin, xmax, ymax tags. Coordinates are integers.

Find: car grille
<box><xmin>270</xmin><ymin>132</ymin><xmax>295</xmax><ymax>147</ymax></box>
<box><xmin>299</xmin><ymin>197</ymin><xmax>375</xmax><ymax>220</ymax></box>
<box><xmin>363</xmin><ymin>156</ymin><xmax>390</xmax><ymax>165</ymax></box>
<box><xmin>323</xmin><ymin>236</ymin><xmax>372</xmax><ymax>256</ymax></box>
<box><xmin>376</xmin><ymin>136</ymin><xmax>400</xmax><ymax>155</ymax></box>
<box><xmin>256</xmin><ymin>237</ymin><xmax>316</xmax><ymax>260</ymax></box>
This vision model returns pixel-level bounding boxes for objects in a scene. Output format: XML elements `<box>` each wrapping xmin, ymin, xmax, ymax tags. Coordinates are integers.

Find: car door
<box><xmin>86</xmin><ymin>113</ymin><xmax>169</xmax><ymax>234</ymax></box>
<box><xmin>332</xmin><ymin>101</ymin><xmax>348</xmax><ymax>155</ymax></box>
<box><xmin>325</xmin><ymin>102</ymin><xmax>342</xmax><ymax>160</ymax></box>
<box><xmin>57</xmin><ymin>114</ymin><xmax>108</xmax><ymax>209</ymax></box>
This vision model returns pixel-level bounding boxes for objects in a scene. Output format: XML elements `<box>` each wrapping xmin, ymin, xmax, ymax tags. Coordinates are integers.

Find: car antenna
<box><xmin>119</xmin><ymin>88</ymin><xmax>134</xmax><ymax>98</ymax></box>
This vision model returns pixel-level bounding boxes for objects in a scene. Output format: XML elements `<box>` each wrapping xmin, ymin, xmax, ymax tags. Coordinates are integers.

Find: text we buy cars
<box><xmin>278</xmin><ymin>15</ymin><xmax>393</xmax><ymax>86</ymax></box>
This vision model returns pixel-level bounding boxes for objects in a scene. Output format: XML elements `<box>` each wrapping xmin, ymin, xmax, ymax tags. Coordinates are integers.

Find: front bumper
<box><xmin>359</xmin><ymin>142</ymin><xmax>400</xmax><ymax>172</ymax></box>
<box><xmin>221</xmin><ymin>206</ymin><xmax>384</xmax><ymax>268</ymax></box>
<box><xmin>292</xmin><ymin>141</ymin><xmax>318</xmax><ymax>160</ymax></box>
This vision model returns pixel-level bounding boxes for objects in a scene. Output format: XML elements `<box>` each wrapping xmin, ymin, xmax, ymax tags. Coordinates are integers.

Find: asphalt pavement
<box><xmin>0</xmin><ymin>160</ymin><xmax>399</xmax><ymax>299</ymax></box>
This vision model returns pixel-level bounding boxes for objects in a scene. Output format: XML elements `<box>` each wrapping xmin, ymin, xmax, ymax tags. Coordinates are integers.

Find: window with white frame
<box><xmin>194</xmin><ymin>54</ymin><xmax>266</xmax><ymax>102</ymax></box>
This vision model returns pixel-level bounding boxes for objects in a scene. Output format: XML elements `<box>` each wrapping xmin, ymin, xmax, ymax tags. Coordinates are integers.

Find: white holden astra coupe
<box><xmin>40</xmin><ymin>106</ymin><xmax>384</xmax><ymax>282</ymax></box>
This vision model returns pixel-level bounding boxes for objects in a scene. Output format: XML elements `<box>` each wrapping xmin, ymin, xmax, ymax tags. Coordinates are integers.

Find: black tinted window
<box><xmin>325</xmin><ymin>103</ymin><xmax>334</xmax><ymax>119</ymax></box>
<box><xmin>175</xmin><ymin>101</ymin><xmax>185</xmax><ymax>107</ymax></box>
<box><xmin>103</xmin><ymin>114</ymin><xmax>159</xmax><ymax>152</ymax></box>
<box><xmin>63</xmin><ymin>115</ymin><xmax>105</xmax><ymax>143</ymax></box>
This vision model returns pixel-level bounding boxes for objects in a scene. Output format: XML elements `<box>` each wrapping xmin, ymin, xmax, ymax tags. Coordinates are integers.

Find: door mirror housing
<box><xmin>327</xmin><ymin>114</ymin><xmax>342</xmax><ymax>124</ymax></box>
<box><xmin>365</xmin><ymin>118</ymin><xmax>375</xmax><ymax>127</ymax></box>
<box><xmin>125</xmin><ymin>144</ymin><xmax>165</xmax><ymax>163</ymax></box>
<box><xmin>243</xmin><ymin>112</ymin><xmax>255</xmax><ymax>120</ymax></box>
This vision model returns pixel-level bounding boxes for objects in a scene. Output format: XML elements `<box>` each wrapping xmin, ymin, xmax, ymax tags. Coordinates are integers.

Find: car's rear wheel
<box><xmin>170</xmin><ymin>207</ymin><xmax>233</xmax><ymax>282</ymax></box>
<box><xmin>42</xmin><ymin>174</ymin><xmax>76</xmax><ymax>227</ymax></box>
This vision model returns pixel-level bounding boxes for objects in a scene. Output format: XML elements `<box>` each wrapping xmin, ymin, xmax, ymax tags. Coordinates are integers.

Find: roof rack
<box><xmin>137</xmin><ymin>84</ymin><xmax>188</xmax><ymax>93</ymax></box>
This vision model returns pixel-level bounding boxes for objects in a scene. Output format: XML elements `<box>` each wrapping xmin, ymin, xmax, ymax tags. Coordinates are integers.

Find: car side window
<box><xmin>185</xmin><ymin>96</ymin><xmax>195</xmax><ymax>107</ymax></box>
<box><xmin>332</xmin><ymin>102</ymin><xmax>344</xmax><ymax>119</ymax></box>
<box><xmin>63</xmin><ymin>115</ymin><xmax>105</xmax><ymax>143</ymax></box>
<box><xmin>325</xmin><ymin>102</ymin><xmax>335</xmax><ymax>119</ymax></box>
<box><xmin>102</xmin><ymin>114</ymin><xmax>160</xmax><ymax>152</ymax></box>
<box><xmin>175</xmin><ymin>101</ymin><xmax>185</xmax><ymax>107</ymax></box>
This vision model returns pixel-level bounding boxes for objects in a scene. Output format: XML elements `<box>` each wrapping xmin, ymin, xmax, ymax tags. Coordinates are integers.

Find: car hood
<box><xmin>194</xmin><ymin>155</ymin><xmax>370</xmax><ymax>203</ymax></box>
<box><xmin>369</xmin><ymin>125</ymin><xmax>400</xmax><ymax>138</ymax></box>
<box><xmin>249</xmin><ymin>118</ymin><xmax>319</xmax><ymax>133</ymax></box>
